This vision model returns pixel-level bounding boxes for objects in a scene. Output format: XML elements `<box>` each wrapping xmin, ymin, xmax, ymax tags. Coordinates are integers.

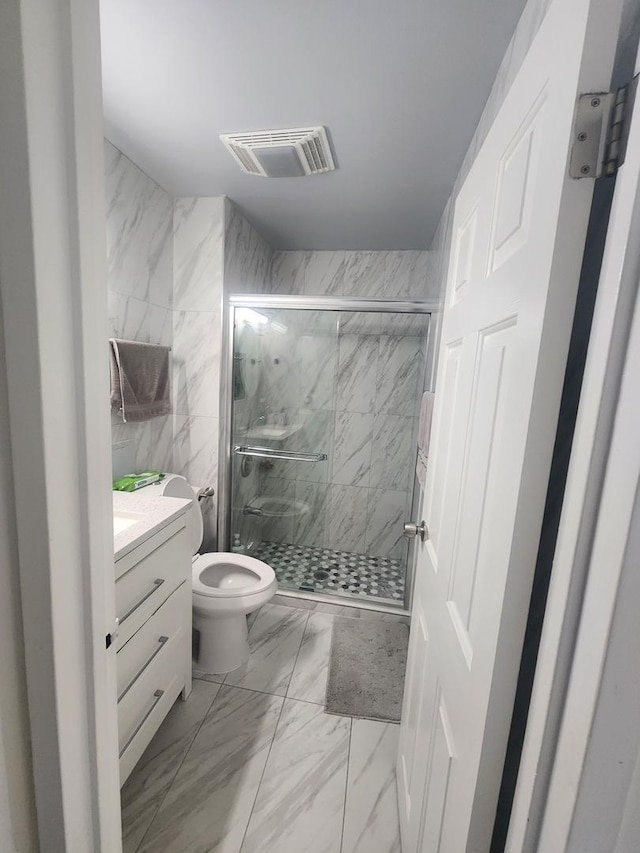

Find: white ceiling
<box><xmin>100</xmin><ymin>0</ymin><xmax>527</xmax><ymax>250</ymax></box>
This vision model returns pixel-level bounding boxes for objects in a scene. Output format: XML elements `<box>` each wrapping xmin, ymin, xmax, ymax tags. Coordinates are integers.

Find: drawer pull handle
<box><xmin>119</xmin><ymin>689</ymin><xmax>164</xmax><ymax>758</ymax></box>
<box><xmin>120</xmin><ymin>579</ymin><xmax>165</xmax><ymax>624</ymax></box>
<box><xmin>117</xmin><ymin>636</ymin><xmax>169</xmax><ymax>703</ymax></box>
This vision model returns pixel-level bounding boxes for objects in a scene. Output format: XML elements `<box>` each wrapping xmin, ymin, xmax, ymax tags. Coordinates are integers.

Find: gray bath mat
<box><xmin>325</xmin><ymin>618</ymin><xmax>409</xmax><ymax>723</ymax></box>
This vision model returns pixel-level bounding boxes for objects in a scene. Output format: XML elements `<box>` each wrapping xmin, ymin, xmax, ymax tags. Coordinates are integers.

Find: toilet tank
<box><xmin>144</xmin><ymin>473</ymin><xmax>203</xmax><ymax>555</ymax></box>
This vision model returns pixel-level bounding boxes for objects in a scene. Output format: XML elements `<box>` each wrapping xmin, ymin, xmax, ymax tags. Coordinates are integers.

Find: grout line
<box><xmin>221</xmin><ymin>680</ymin><xmax>324</xmax><ymax>706</ymax></box>
<box><xmin>133</xmin><ymin>683</ymin><xmax>222</xmax><ymax>853</ymax></box>
<box><xmin>340</xmin><ymin>718</ymin><xmax>354</xmax><ymax>853</ymax></box>
<box><xmin>238</xmin><ymin>692</ymin><xmax>288</xmax><ymax>853</ymax></box>
<box><xmin>282</xmin><ymin>609</ymin><xmax>310</xmax><ymax>698</ymax></box>
<box><xmin>239</xmin><ymin>606</ymin><xmax>310</xmax><ymax>851</ymax></box>
<box><xmin>192</xmin><ymin>670</ymin><xmax>226</xmax><ymax>686</ymax></box>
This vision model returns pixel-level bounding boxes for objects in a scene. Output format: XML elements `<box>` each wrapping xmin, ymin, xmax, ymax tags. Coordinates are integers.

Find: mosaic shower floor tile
<box><xmin>251</xmin><ymin>541</ymin><xmax>405</xmax><ymax>604</ymax></box>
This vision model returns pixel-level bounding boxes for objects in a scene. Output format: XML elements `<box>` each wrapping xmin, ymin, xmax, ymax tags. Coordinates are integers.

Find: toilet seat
<box><xmin>192</xmin><ymin>553</ymin><xmax>275</xmax><ymax>598</ymax></box>
<box><xmin>145</xmin><ymin>472</ymin><xmax>278</xmax><ymax>673</ymax></box>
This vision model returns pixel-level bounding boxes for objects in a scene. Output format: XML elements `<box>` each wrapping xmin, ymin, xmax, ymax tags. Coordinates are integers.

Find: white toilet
<box><xmin>145</xmin><ymin>473</ymin><xmax>277</xmax><ymax>674</ymax></box>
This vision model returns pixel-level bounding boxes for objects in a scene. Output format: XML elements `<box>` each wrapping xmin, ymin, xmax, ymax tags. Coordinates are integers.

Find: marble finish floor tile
<box><xmin>121</xmin><ymin>680</ymin><xmax>221</xmax><ymax>853</ymax></box>
<box><xmin>192</xmin><ymin>668</ymin><xmax>226</xmax><ymax>685</ymax></box>
<box><xmin>138</xmin><ymin>685</ymin><xmax>283</xmax><ymax>853</ymax></box>
<box><xmin>342</xmin><ymin>720</ymin><xmax>401</xmax><ymax>853</ymax></box>
<box><xmin>240</xmin><ymin>698</ymin><xmax>351</xmax><ymax>853</ymax></box>
<box><xmin>224</xmin><ymin>604</ymin><xmax>309</xmax><ymax>696</ymax></box>
<box><xmin>123</xmin><ymin>604</ymin><xmax>406</xmax><ymax>853</ymax></box>
<box><xmin>272</xmin><ymin>594</ymin><xmax>410</xmax><ymax>623</ymax></box>
<box><xmin>287</xmin><ymin>612</ymin><xmax>335</xmax><ymax>704</ymax></box>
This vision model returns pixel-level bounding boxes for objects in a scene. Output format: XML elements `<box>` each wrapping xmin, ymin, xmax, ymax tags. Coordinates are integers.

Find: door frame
<box><xmin>0</xmin><ymin>0</ymin><xmax>121</xmax><ymax>850</ymax></box>
<box><xmin>507</xmin><ymin>41</ymin><xmax>640</xmax><ymax>850</ymax></box>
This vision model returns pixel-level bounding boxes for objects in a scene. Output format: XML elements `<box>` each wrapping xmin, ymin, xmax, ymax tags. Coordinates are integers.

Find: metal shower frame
<box><xmin>218</xmin><ymin>293</ymin><xmax>439</xmax><ymax>613</ymax></box>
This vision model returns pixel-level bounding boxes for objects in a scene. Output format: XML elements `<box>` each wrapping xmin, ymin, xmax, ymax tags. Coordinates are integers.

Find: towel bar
<box><xmin>233</xmin><ymin>445</ymin><xmax>327</xmax><ymax>463</ymax></box>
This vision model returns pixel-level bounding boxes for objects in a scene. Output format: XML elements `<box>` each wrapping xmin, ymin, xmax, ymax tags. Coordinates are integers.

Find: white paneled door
<box><xmin>397</xmin><ymin>0</ymin><xmax>624</xmax><ymax>850</ymax></box>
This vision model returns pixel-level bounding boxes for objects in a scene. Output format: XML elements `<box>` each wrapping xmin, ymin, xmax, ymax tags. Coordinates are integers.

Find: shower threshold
<box><xmin>251</xmin><ymin>541</ymin><xmax>405</xmax><ymax>607</ymax></box>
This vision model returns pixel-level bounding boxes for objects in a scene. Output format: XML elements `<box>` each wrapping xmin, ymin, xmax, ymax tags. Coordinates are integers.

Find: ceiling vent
<box><xmin>220</xmin><ymin>126</ymin><xmax>336</xmax><ymax>178</ymax></box>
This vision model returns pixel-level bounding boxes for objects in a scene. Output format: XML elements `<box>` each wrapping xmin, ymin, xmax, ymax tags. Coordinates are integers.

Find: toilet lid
<box><xmin>192</xmin><ymin>553</ymin><xmax>275</xmax><ymax>598</ymax></box>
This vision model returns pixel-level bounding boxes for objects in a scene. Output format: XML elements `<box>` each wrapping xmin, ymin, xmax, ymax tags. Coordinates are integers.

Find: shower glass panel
<box><xmin>229</xmin><ymin>304</ymin><xmax>430</xmax><ymax>609</ymax></box>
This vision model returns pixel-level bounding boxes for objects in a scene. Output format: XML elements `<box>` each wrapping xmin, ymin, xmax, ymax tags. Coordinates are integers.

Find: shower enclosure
<box><xmin>219</xmin><ymin>295</ymin><xmax>434</xmax><ymax>610</ymax></box>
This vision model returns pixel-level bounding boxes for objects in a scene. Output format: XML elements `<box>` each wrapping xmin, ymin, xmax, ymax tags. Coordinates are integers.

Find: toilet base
<box><xmin>193</xmin><ymin>611</ymin><xmax>250</xmax><ymax>674</ymax></box>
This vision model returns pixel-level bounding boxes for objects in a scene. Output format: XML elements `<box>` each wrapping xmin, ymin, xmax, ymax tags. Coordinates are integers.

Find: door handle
<box><xmin>404</xmin><ymin>520</ymin><xmax>428</xmax><ymax>541</ymax></box>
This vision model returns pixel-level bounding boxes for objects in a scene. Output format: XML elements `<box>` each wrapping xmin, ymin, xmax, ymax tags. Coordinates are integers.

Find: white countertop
<box><xmin>113</xmin><ymin>490</ymin><xmax>192</xmax><ymax>562</ymax></box>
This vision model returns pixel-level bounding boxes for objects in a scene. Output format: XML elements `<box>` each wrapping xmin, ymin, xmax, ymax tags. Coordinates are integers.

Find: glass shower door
<box><xmin>228</xmin><ymin>303</ymin><xmax>430</xmax><ymax>608</ymax></box>
<box><xmin>229</xmin><ymin>305</ymin><xmax>337</xmax><ymax>557</ymax></box>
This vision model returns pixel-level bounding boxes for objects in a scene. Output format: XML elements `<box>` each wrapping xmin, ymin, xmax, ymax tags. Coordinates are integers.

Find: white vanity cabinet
<box><xmin>114</xmin><ymin>513</ymin><xmax>192</xmax><ymax>785</ymax></box>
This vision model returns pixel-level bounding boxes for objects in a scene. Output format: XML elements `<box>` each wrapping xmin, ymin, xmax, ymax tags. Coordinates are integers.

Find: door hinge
<box><xmin>570</xmin><ymin>74</ymin><xmax>638</xmax><ymax>179</ymax></box>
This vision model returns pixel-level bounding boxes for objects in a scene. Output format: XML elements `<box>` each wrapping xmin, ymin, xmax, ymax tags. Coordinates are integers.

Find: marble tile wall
<box><xmin>224</xmin><ymin>200</ymin><xmax>274</xmax><ymax>546</ymax></box>
<box><xmin>173</xmin><ymin>198</ymin><xmax>272</xmax><ymax>547</ymax></box>
<box><xmin>106</xmin><ymin>141</ymin><xmax>272</xmax><ymax>542</ymax></box>
<box><xmin>243</xmin><ymin>252</ymin><xmax>434</xmax><ymax>562</ymax></box>
<box><xmin>224</xmin><ymin>198</ymin><xmax>273</xmax><ymax>296</ymax></box>
<box><xmin>105</xmin><ymin>140</ymin><xmax>175</xmax><ymax>476</ymax></box>
<box><xmin>325</xmin><ymin>319</ymin><xmax>427</xmax><ymax>561</ymax></box>
<box><xmin>271</xmin><ymin>250</ymin><xmax>438</xmax><ymax>299</ymax></box>
<box><xmin>172</xmin><ymin>197</ymin><xmax>224</xmax><ymax>547</ymax></box>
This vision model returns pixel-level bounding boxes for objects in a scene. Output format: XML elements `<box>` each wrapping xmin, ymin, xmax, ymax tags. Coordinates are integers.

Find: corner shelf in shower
<box><xmin>240</xmin><ymin>422</ymin><xmax>302</xmax><ymax>441</ymax></box>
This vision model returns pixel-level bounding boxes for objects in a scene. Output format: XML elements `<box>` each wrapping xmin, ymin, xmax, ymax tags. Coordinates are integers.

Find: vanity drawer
<box><xmin>118</xmin><ymin>623</ymin><xmax>187</xmax><ymax>785</ymax></box>
<box><xmin>116</xmin><ymin>581</ymin><xmax>190</xmax><ymax>702</ymax></box>
<box><xmin>115</xmin><ymin>524</ymin><xmax>189</xmax><ymax>648</ymax></box>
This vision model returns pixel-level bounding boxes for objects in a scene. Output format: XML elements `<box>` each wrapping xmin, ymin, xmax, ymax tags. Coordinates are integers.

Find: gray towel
<box><xmin>109</xmin><ymin>339</ymin><xmax>171</xmax><ymax>422</ymax></box>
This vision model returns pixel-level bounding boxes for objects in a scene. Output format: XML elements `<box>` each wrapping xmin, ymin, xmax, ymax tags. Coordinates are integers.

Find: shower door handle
<box><xmin>233</xmin><ymin>445</ymin><xmax>328</xmax><ymax>463</ymax></box>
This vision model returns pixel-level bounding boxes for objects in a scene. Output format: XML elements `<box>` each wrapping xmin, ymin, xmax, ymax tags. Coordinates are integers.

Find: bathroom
<box><xmin>100</xmin><ymin>9</ymin><xmax>477</xmax><ymax>840</ymax></box>
<box><xmin>107</xmin><ymin>158</ymin><xmax>436</xmax><ymax>849</ymax></box>
<box><xmin>108</xmin><ymin>183</ymin><xmax>435</xmax><ymax>606</ymax></box>
<box><xmin>3</xmin><ymin>0</ymin><xmax>640</xmax><ymax>852</ymax></box>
